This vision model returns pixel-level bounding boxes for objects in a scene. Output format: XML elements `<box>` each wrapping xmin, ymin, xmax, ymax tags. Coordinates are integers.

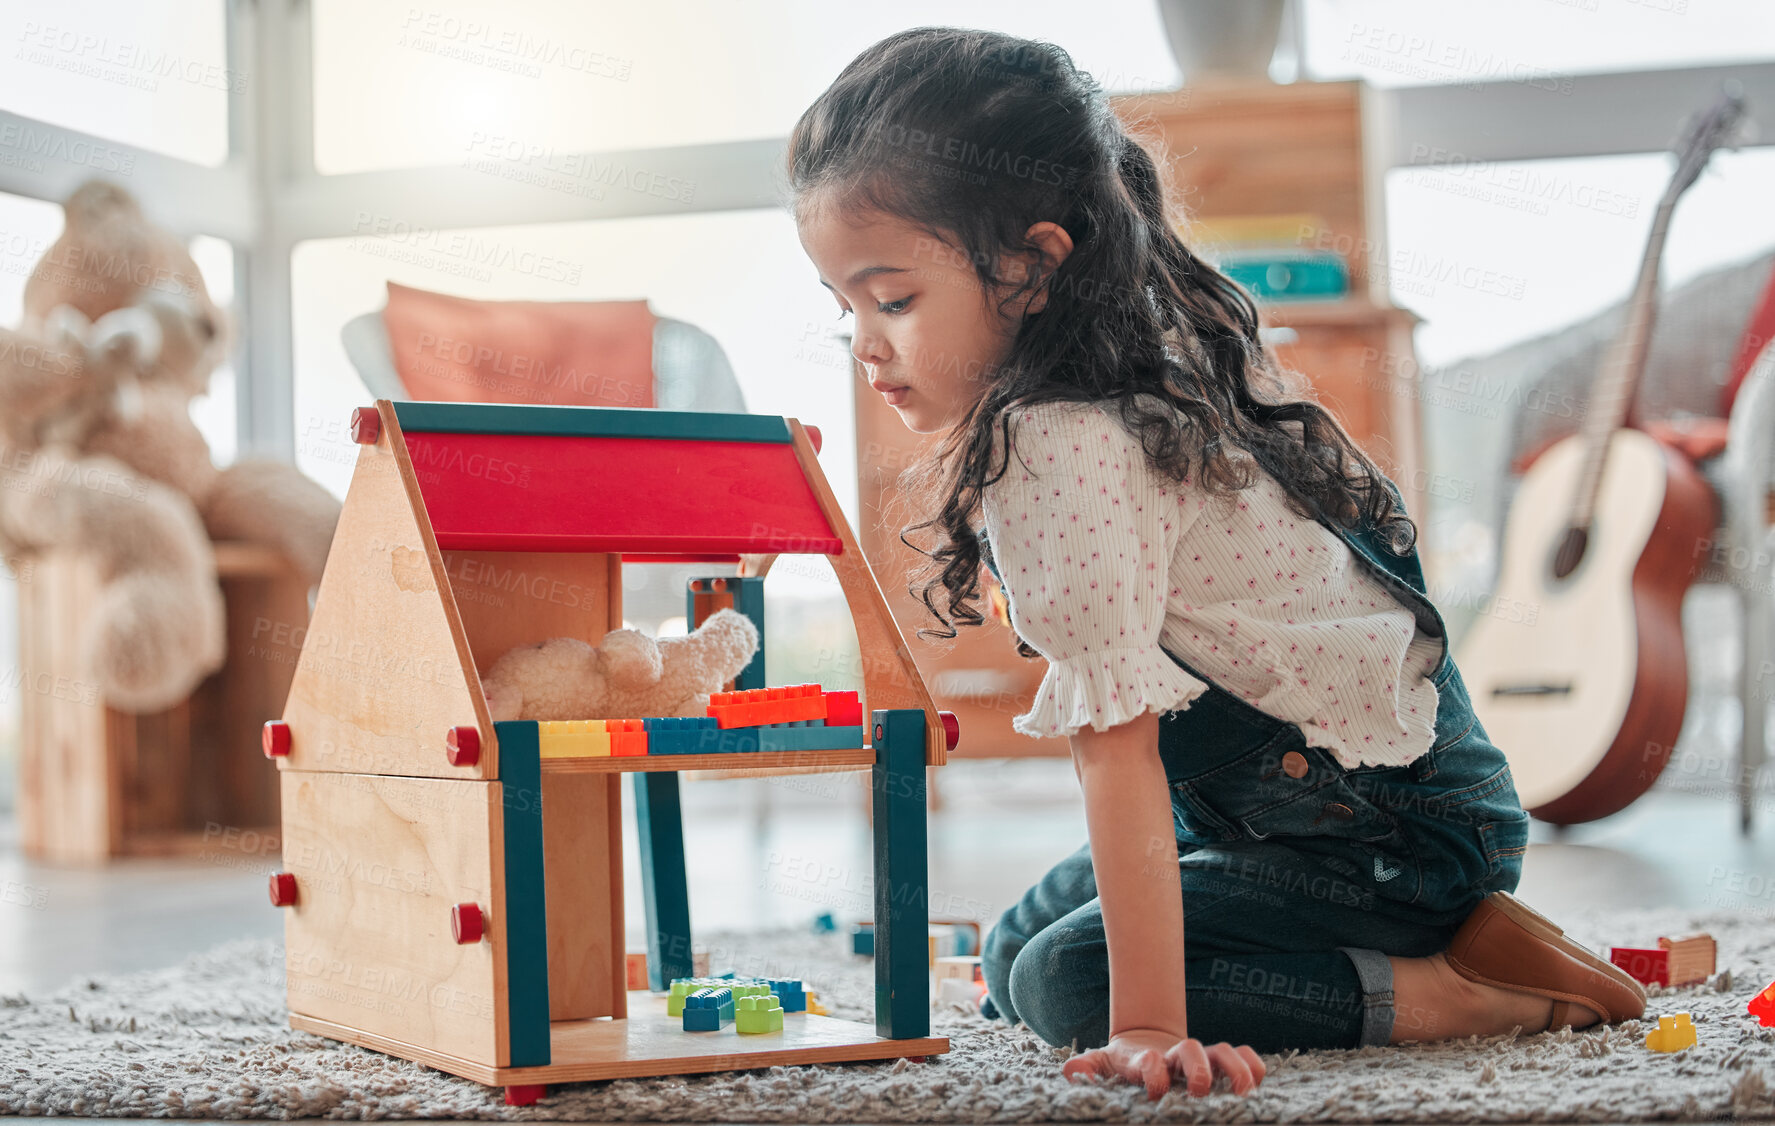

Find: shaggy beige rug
<box><xmin>3</xmin><ymin>906</ymin><xmax>1775</xmax><ymax>1120</ymax></box>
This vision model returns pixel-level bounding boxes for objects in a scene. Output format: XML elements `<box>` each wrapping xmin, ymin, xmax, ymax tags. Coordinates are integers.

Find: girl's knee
<box><xmin>1005</xmin><ymin>933</ymin><xmax>1110</xmax><ymax>1050</ymax></box>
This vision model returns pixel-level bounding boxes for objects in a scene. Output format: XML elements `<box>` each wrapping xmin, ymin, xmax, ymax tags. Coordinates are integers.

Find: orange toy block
<box><xmin>1644</xmin><ymin>1012</ymin><xmax>1696</xmax><ymax>1052</ymax></box>
<box><xmin>602</xmin><ymin>718</ymin><xmax>649</xmax><ymax>756</ymax></box>
<box><xmin>626</xmin><ymin>952</ymin><xmax>649</xmax><ymax>992</ymax></box>
<box><xmin>1659</xmin><ymin>933</ymin><xmax>1716</xmax><ymax>987</ymax></box>
<box><xmin>707</xmin><ymin>684</ymin><xmax>828</xmax><ymax>728</ymax></box>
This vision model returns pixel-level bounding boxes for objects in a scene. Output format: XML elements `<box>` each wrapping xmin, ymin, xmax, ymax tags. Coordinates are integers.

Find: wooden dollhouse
<box><xmin>261</xmin><ymin>399</ymin><xmax>956</xmax><ymax>1102</ymax></box>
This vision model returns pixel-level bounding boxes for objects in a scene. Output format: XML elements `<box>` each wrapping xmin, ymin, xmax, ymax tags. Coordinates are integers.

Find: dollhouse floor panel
<box><xmin>291</xmin><ymin>991</ymin><xmax>948</xmax><ymax>1086</ymax></box>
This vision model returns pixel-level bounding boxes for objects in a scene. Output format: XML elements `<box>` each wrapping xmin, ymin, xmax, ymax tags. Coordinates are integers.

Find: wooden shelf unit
<box><xmin>16</xmin><ymin>542</ymin><xmax>308</xmax><ymax>864</ymax></box>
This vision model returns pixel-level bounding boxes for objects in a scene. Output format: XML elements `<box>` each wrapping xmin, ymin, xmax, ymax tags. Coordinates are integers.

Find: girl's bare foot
<box><xmin>1387</xmin><ymin>951</ymin><xmax>1597</xmax><ymax>1043</ymax></box>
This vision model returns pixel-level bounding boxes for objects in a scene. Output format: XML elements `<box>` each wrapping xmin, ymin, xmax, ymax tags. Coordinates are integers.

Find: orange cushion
<box><xmin>1512</xmin><ymin>418</ymin><xmax>1731</xmax><ymax>475</ymax></box>
<box><xmin>1640</xmin><ymin>417</ymin><xmax>1731</xmax><ymax>465</ymax></box>
<box><xmin>381</xmin><ymin>281</ymin><xmax>656</xmax><ymax>408</ymax></box>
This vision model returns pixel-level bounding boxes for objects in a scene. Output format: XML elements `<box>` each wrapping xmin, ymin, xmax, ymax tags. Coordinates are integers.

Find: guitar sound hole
<box><xmin>1551</xmin><ymin>525</ymin><xmax>1588</xmax><ymax>580</ymax></box>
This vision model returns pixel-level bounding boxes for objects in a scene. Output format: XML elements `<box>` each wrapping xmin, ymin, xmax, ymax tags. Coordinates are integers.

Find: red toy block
<box><xmin>1749</xmin><ymin>981</ymin><xmax>1775</xmax><ymax>1026</ymax></box>
<box><xmin>445</xmin><ymin>725</ymin><xmax>480</xmax><ymax>767</ymax></box>
<box><xmin>268</xmin><ymin>872</ymin><xmax>298</xmax><ymax>907</ymax></box>
<box><xmin>823</xmin><ymin>690</ymin><xmax>861</xmax><ymax>727</ymax></box>
<box><xmin>504</xmin><ymin>1085</ymin><xmax>546</xmax><ymax>1106</ymax></box>
<box><xmin>452</xmin><ymin>902</ymin><xmax>485</xmax><ymax>944</ymax></box>
<box><xmin>939</xmin><ymin>710</ymin><xmax>960</xmax><ymax>752</ymax></box>
<box><xmin>708</xmin><ymin>683</ymin><xmax>827</xmax><ymax>728</ymax></box>
<box><xmin>805</xmin><ymin>425</ymin><xmax>822</xmax><ymax>454</ymax></box>
<box><xmin>262</xmin><ymin>720</ymin><xmax>291</xmax><ymax>758</ymax></box>
<box><xmin>350</xmin><ymin>405</ymin><xmax>380</xmax><ymax>444</ymax></box>
<box><xmin>1610</xmin><ymin>947</ymin><xmax>1669</xmax><ymax>987</ymax></box>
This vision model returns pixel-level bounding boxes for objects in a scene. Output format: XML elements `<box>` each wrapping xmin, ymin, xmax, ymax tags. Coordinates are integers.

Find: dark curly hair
<box><xmin>786</xmin><ymin>27</ymin><xmax>1417</xmax><ymax>653</ymax></box>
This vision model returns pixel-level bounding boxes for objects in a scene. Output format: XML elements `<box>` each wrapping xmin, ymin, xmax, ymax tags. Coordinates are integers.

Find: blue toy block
<box><xmin>643</xmin><ymin>717</ymin><xmax>763</xmax><ymax>755</ymax></box>
<box><xmin>682</xmin><ymin>986</ymin><xmax>736</xmax><ymax>1031</ymax></box>
<box><xmin>853</xmin><ymin>922</ymin><xmax>875</xmax><ymax>957</ymax></box>
<box><xmin>812</xmin><ymin>911</ymin><xmax>836</xmax><ymax>933</ymax></box>
<box><xmin>758</xmin><ymin>725</ymin><xmax>867</xmax><ymax>752</ymax></box>
<box><xmin>769</xmin><ymin>977</ymin><xmax>808</xmax><ymax>1013</ymax></box>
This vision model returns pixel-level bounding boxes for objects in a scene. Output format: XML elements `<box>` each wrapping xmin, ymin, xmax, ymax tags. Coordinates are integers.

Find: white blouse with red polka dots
<box><xmin>980</xmin><ymin>398</ymin><xmax>1444</xmax><ymax>768</ymax></box>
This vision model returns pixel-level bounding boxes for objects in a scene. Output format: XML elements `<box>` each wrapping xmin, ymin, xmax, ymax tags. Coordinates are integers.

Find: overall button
<box><xmin>1281</xmin><ymin>751</ymin><xmax>1309</xmax><ymax>778</ymax></box>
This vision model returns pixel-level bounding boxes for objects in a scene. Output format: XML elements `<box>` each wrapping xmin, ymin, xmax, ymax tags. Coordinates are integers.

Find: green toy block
<box><xmin>667</xmin><ymin>976</ymin><xmax>772</xmax><ymax>1016</ymax></box>
<box><xmin>736</xmin><ymin>994</ymin><xmax>785</xmax><ymax>1034</ymax></box>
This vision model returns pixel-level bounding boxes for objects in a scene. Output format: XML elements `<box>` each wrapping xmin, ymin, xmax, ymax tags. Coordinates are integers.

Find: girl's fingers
<box><xmin>1205</xmin><ymin>1042</ymin><xmax>1256</xmax><ymax>1095</ymax></box>
<box><xmin>1236</xmin><ymin>1045</ymin><xmax>1267</xmax><ymax>1087</ymax></box>
<box><xmin>1130</xmin><ymin>1048</ymin><xmax>1170</xmax><ymax>1102</ymax></box>
<box><xmin>1061</xmin><ymin>1050</ymin><xmax>1113</xmax><ymax>1083</ymax></box>
<box><xmin>1170</xmin><ymin>1037</ymin><xmax>1214</xmax><ymax>1097</ymax></box>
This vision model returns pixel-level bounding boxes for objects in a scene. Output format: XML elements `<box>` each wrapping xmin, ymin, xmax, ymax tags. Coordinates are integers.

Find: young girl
<box><xmin>789</xmin><ymin>27</ymin><xmax>1647</xmax><ymax>1101</ymax></box>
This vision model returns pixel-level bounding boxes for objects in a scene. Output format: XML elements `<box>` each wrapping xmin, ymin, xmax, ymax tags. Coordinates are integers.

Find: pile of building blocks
<box><xmin>532</xmin><ymin>688</ymin><xmax>866</xmax><ymax>760</ymax></box>
<box><xmin>1609</xmin><ymin>933</ymin><xmax>1717</xmax><ymax>987</ymax></box>
<box><xmin>667</xmin><ymin>976</ymin><xmax>806</xmax><ymax>1033</ymax></box>
<box><xmin>1645</xmin><ymin>1012</ymin><xmax>1697</xmax><ymax>1052</ymax></box>
<box><xmin>667</xmin><ymin>976</ymin><xmax>808</xmax><ymax>1015</ymax></box>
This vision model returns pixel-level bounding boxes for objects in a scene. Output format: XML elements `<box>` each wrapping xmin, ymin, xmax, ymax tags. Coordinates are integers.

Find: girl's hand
<box><xmin>1061</xmin><ymin>1028</ymin><xmax>1266</xmax><ymax>1100</ymax></box>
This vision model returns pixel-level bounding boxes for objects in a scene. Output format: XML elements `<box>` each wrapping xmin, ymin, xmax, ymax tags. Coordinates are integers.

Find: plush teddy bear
<box><xmin>20</xmin><ymin>180</ymin><xmax>343</xmax><ymax>587</ymax></box>
<box><xmin>0</xmin><ymin>307</ymin><xmax>227</xmax><ymax>711</ymax></box>
<box><xmin>481</xmin><ymin>607</ymin><xmax>761</xmax><ymax>722</ymax></box>
<box><xmin>0</xmin><ymin>178</ymin><xmax>342</xmax><ymax>712</ymax></box>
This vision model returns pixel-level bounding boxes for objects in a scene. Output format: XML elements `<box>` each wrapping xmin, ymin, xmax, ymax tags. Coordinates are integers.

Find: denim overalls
<box><xmin>977</xmin><ymin>479</ymin><xmax>1532</xmax><ymax>1053</ymax></box>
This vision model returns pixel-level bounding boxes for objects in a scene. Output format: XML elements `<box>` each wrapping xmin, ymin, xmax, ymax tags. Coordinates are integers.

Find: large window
<box><xmin>310</xmin><ymin>0</ymin><xmax>1182</xmax><ymax>173</ymax></box>
<box><xmin>0</xmin><ymin>0</ymin><xmax>231</xmax><ymax>166</ymax></box>
<box><xmin>1304</xmin><ymin>0</ymin><xmax>1775</xmax><ymax>87</ymax></box>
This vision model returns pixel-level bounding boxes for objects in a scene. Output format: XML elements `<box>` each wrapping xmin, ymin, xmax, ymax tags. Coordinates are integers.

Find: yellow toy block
<box><xmin>538</xmin><ymin>719</ymin><xmax>611</xmax><ymax>759</ymax></box>
<box><xmin>1645</xmin><ymin>1012</ymin><xmax>1696</xmax><ymax>1052</ymax></box>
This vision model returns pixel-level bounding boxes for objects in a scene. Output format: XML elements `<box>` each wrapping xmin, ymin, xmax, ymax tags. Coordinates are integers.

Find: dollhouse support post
<box><xmin>686</xmin><ymin>575</ymin><xmax>768</xmax><ymax>691</ymax></box>
<box><xmin>632</xmin><ymin>771</ymin><xmax>694</xmax><ymax>990</ymax></box>
<box><xmin>871</xmin><ymin>707</ymin><xmax>929</xmax><ymax>1039</ymax></box>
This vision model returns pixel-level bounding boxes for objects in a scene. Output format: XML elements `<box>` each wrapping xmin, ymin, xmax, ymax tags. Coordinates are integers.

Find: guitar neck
<box><xmin>1568</xmin><ymin>194</ymin><xmax>1677</xmax><ymax>528</ymax></box>
<box><xmin>1561</xmin><ymin>83</ymin><xmax>1744</xmax><ymax>532</ymax></box>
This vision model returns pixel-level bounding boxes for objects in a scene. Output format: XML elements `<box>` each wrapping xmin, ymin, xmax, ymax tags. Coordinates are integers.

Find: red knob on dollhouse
<box><xmin>262</xmin><ymin>720</ymin><xmax>291</xmax><ymax>758</ymax></box>
<box><xmin>445</xmin><ymin>725</ymin><xmax>480</xmax><ymax>767</ymax></box>
<box><xmin>452</xmin><ymin>902</ymin><xmax>485</xmax><ymax>944</ymax></box>
<box><xmin>269</xmin><ymin>872</ymin><xmax>298</xmax><ymax>907</ymax></box>
<box><xmin>805</xmin><ymin>425</ymin><xmax>822</xmax><ymax>454</ymax></box>
<box><xmin>350</xmin><ymin>406</ymin><xmax>380</xmax><ymax>445</ymax></box>
<box><xmin>938</xmin><ymin>711</ymin><xmax>960</xmax><ymax>752</ymax></box>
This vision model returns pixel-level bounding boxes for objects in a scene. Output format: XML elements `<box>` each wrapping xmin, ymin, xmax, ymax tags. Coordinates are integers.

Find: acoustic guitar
<box><xmin>1457</xmin><ymin>86</ymin><xmax>1747</xmax><ymax>825</ymax></box>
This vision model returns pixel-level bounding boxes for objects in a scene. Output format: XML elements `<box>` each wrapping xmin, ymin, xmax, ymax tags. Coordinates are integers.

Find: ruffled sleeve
<box><xmin>982</xmin><ymin>401</ymin><xmax>1209</xmax><ymax>738</ymax></box>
